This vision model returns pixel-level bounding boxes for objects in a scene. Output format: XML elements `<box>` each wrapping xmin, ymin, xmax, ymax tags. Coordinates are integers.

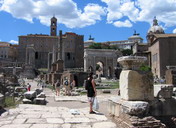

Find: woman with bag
<box><xmin>86</xmin><ymin>72</ymin><xmax>97</xmax><ymax>114</ymax></box>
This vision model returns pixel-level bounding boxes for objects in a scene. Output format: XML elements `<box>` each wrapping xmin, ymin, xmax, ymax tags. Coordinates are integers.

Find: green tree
<box><xmin>96</xmin><ymin>64</ymin><xmax>100</xmax><ymax>70</ymax></box>
<box><xmin>89</xmin><ymin>43</ymin><xmax>119</xmax><ymax>50</ymax></box>
<box><xmin>89</xmin><ymin>43</ymin><xmax>101</xmax><ymax>49</ymax></box>
<box><xmin>121</xmin><ymin>49</ymin><xmax>133</xmax><ymax>56</ymax></box>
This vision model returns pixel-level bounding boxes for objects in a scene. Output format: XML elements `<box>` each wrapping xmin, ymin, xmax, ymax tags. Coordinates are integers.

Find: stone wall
<box><xmin>62</xmin><ymin>33</ymin><xmax>84</xmax><ymax>69</ymax></box>
<box><xmin>18</xmin><ymin>35</ymin><xmax>58</xmax><ymax>69</ymax></box>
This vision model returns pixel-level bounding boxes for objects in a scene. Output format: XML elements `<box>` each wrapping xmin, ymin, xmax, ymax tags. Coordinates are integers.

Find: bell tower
<box><xmin>50</xmin><ymin>16</ymin><xmax>57</xmax><ymax>36</ymax></box>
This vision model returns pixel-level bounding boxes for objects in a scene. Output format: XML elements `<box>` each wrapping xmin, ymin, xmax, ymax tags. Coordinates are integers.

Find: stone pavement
<box><xmin>0</xmin><ymin>104</ymin><xmax>116</xmax><ymax>128</ymax></box>
<box><xmin>0</xmin><ymin>79</ymin><xmax>118</xmax><ymax>128</ymax></box>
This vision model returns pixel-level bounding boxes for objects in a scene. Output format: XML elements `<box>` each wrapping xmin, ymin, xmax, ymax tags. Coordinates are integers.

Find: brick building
<box><xmin>134</xmin><ymin>17</ymin><xmax>176</xmax><ymax>78</ymax></box>
<box><xmin>0</xmin><ymin>42</ymin><xmax>18</xmax><ymax>61</ymax></box>
<box><xmin>18</xmin><ymin>16</ymin><xmax>84</xmax><ymax>69</ymax></box>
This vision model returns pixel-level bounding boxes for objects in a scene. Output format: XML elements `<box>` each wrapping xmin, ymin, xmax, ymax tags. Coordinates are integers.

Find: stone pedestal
<box><xmin>111</xmin><ymin>56</ymin><xmax>176</xmax><ymax>127</ymax></box>
<box><xmin>120</xmin><ymin>70</ymin><xmax>154</xmax><ymax>101</ymax></box>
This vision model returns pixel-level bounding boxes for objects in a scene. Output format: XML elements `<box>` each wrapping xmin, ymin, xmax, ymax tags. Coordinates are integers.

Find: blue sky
<box><xmin>0</xmin><ymin>0</ymin><xmax>176</xmax><ymax>44</ymax></box>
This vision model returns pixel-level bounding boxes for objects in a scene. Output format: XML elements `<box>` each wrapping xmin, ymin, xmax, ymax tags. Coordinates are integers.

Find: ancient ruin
<box><xmin>108</xmin><ymin>56</ymin><xmax>176</xmax><ymax>127</ymax></box>
<box><xmin>84</xmin><ymin>49</ymin><xmax>122</xmax><ymax>78</ymax></box>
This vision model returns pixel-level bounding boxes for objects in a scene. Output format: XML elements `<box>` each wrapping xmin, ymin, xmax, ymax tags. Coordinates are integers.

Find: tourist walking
<box><xmin>55</xmin><ymin>80</ymin><xmax>60</xmax><ymax>96</ymax></box>
<box><xmin>64</xmin><ymin>79</ymin><xmax>70</xmax><ymax>95</ymax></box>
<box><xmin>86</xmin><ymin>72</ymin><xmax>97</xmax><ymax>114</ymax></box>
<box><xmin>71</xmin><ymin>79</ymin><xmax>76</xmax><ymax>90</ymax></box>
<box><xmin>27</xmin><ymin>83</ymin><xmax>31</xmax><ymax>91</ymax></box>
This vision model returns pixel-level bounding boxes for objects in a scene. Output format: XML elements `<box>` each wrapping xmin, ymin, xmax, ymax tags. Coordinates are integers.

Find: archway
<box><xmin>96</xmin><ymin>61</ymin><xmax>104</xmax><ymax>77</ymax></box>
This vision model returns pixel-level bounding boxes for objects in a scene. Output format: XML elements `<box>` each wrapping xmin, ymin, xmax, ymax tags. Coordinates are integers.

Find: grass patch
<box><xmin>4</xmin><ymin>96</ymin><xmax>21</xmax><ymax>108</ymax></box>
<box><xmin>96</xmin><ymin>81</ymin><xmax>119</xmax><ymax>89</ymax></box>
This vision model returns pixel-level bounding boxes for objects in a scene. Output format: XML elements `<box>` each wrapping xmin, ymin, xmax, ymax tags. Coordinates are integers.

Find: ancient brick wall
<box><xmin>18</xmin><ymin>35</ymin><xmax>58</xmax><ymax>69</ymax></box>
<box><xmin>115</xmin><ymin>113</ymin><xmax>166</xmax><ymax>128</ymax></box>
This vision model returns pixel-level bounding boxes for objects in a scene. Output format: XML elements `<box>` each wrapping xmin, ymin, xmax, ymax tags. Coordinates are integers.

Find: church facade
<box><xmin>17</xmin><ymin>17</ymin><xmax>84</xmax><ymax>69</ymax></box>
<box><xmin>134</xmin><ymin>17</ymin><xmax>176</xmax><ymax>78</ymax></box>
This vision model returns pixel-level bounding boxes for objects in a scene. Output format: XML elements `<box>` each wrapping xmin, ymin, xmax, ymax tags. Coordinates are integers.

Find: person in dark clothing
<box><xmin>86</xmin><ymin>72</ymin><xmax>97</xmax><ymax>114</ymax></box>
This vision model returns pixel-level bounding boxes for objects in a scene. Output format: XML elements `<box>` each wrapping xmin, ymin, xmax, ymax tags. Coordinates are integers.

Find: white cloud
<box><xmin>136</xmin><ymin>0</ymin><xmax>176</xmax><ymax>27</ymax></box>
<box><xmin>1</xmin><ymin>0</ymin><xmax>176</xmax><ymax>29</ymax></box>
<box><xmin>9</xmin><ymin>40</ymin><xmax>18</xmax><ymax>44</ymax></box>
<box><xmin>102</xmin><ymin>0</ymin><xmax>176</xmax><ymax>28</ymax></box>
<box><xmin>113</xmin><ymin>20</ymin><xmax>132</xmax><ymax>27</ymax></box>
<box><xmin>173</xmin><ymin>29</ymin><xmax>176</xmax><ymax>33</ymax></box>
<box><xmin>0</xmin><ymin>0</ymin><xmax>106</xmax><ymax>28</ymax></box>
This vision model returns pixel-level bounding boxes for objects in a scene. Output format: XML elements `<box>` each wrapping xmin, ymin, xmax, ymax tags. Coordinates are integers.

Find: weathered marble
<box><xmin>24</xmin><ymin>91</ymin><xmax>36</xmax><ymax>100</ymax></box>
<box><xmin>120</xmin><ymin>70</ymin><xmax>154</xmax><ymax>101</ymax></box>
<box><xmin>92</xmin><ymin>122</ymin><xmax>117</xmax><ymax>128</ymax></box>
<box><xmin>154</xmin><ymin>84</ymin><xmax>173</xmax><ymax>98</ymax></box>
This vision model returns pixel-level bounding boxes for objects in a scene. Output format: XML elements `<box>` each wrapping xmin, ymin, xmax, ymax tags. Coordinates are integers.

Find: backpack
<box><xmin>64</xmin><ymin>80</ymin><xmax>68</xmax><ymax>86</ymax></box>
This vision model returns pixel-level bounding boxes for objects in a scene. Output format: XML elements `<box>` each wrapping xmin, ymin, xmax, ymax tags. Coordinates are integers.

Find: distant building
<box><xmin>134</xmin><ymin>17</ymin><xmax>176</xmax><ymax>78</ymax></box>
<box><xmin>84</xmin><ymin>31</ymin><xmax>144</xmax><ymax>50</ymax></box>
<box><xmin>18</xmin><ymin>16</ymin><xmax>84</xmax><ymax>69</ymax></box>
<box><xmin>0</xmin><ymin>42</ymin><xmax>18</xmax><ymax>61</ymax></box>
<box><xmin>148</xmin><ymin>33</ymin><xmax>176</xmax><ymax>78</ymax></box>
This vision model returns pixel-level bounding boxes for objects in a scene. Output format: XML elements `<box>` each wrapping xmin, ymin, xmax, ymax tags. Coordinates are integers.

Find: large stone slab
<box><xmin>12</xmin><ymin>119</ymin><xmax>27</xmax><ymax>124</ymax></box>
<box><xmin>0</xmin><ymin>124</ymin><xmax>31</xmax><ymax>128</ymax></box>
<box><xmin>93</xmin><ymin>122</ymin><xmax>116</xmax><ymax>128</ymax></box>
<box><xmin>30</xmin><ymin>124</ymin><xmax>60</xmax><ymax>128</ymax></box>
<box><xmin>108</xmin><ymin>98</ymin><xmax>149</xmax><ymax>116</ymax></box>
<box><xmin>37</xmin><ymin>92</ymin><xmax>46</xmax><ymax>98</ymax></box>
<box><xmin>46</xmin><ymin>118</ymin><xmax>64</xmax><ymax>124</ymax></box>
<box><xmin>24</xmin><ymin>91</ymin><xmax>36</xmax><ymax>100</ymax></box>
<box><xmin>64</xmin><ymin>117</ymin><xmax>90</xmax><ymax>124</ymax></box>
<box><xmin>22</xmin><ymin>99</ymin><xmax>32</xmax><ymax>104</ymax></box>
<box><xmin>121</xmin><ymin>100</ymin><xmax>149</xmax><ymax>116</ymax></box>
<box><xmin>154</xmin><ymin>84</ymin><xmax>173</xmax><ymax>98</ymax></box>
<box><xmin>25</xmin><ymin>119</ymin><xmax>46</xmax><ymax>124</ymax></box>
<box><xmin>120</xmin><ymin>70</ymin><xmax>154</xmax><ymax>101</ymax></box>
<box><xmin>33</xmin><ymin>98</ymin><xmax>46</xmax><ymax>105</ymax></box>
<box><xmin>72</xmin><ymin>124</ymin><xmax>91</xmax><ymax>128</ymax></box>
